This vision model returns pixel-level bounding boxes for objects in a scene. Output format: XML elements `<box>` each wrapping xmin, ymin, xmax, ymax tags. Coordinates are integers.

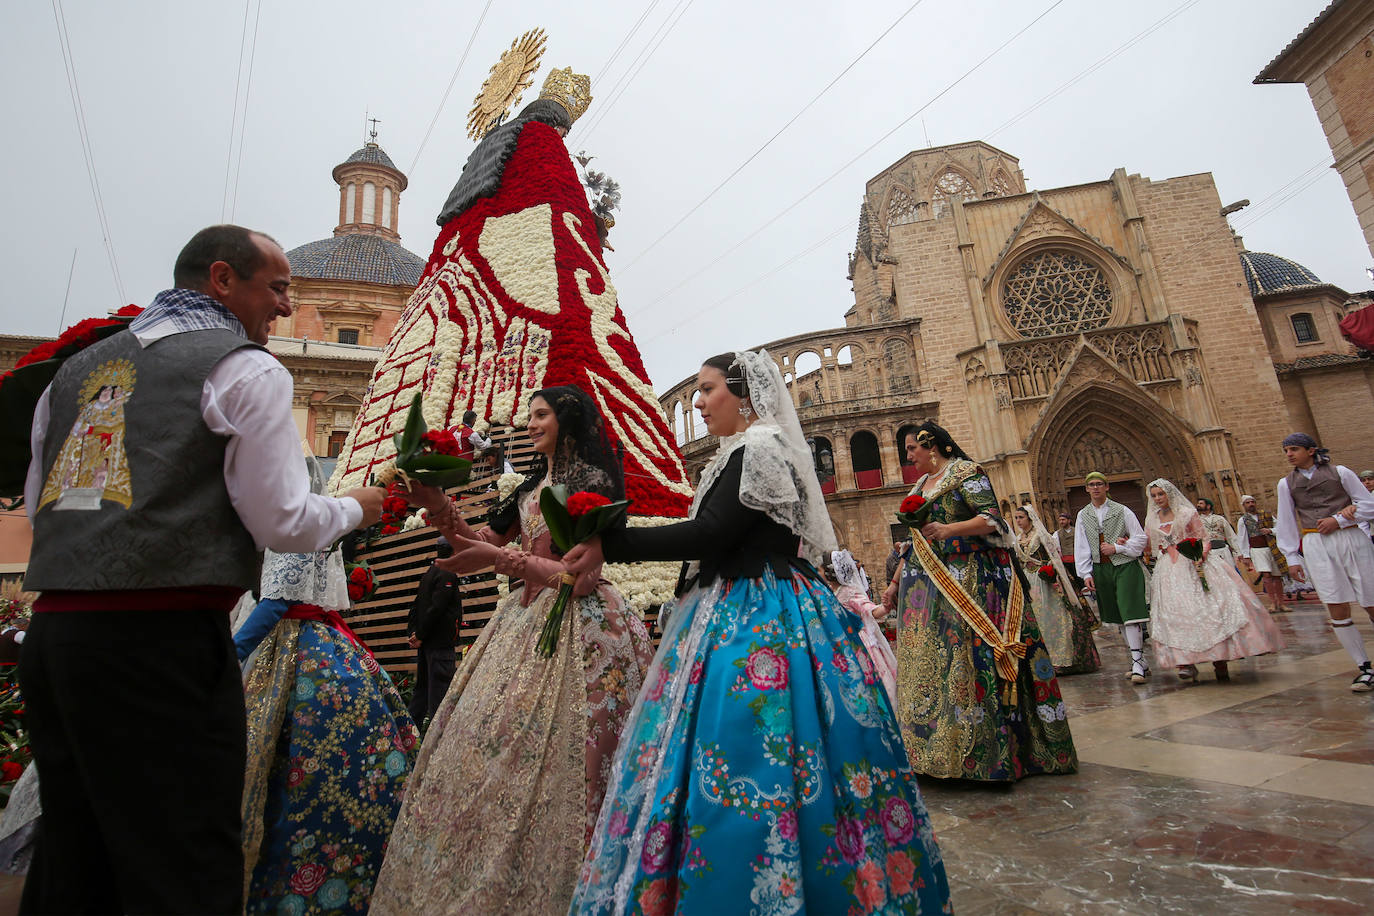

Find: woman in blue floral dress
<box><xmin>564</xmin><ymin>351</ymin><xmax>950</xmax><ymax>916</ymax></box>
<box><xmin>881</xmin><ymin>423</ymin><xmax>1077</xmax><ymax>782</ymax></box>
<box><xmin>236</xmin><ymin>542</ymin><xmax>419</xmax><ymax>915</ymax></box>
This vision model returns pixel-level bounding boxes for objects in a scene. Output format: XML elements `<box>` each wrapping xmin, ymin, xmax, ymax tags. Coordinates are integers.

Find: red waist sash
<box><xmin>282</xmin><ymin>604</ymin><xmax>373</xmax><ymax>657</ymax></box>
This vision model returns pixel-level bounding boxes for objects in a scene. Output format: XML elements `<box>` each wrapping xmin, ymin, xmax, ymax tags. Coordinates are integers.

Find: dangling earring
<box><xmin>738</xmin><ymin>399</ymin><xmax>753</xmax><ymax>419</ymax></box>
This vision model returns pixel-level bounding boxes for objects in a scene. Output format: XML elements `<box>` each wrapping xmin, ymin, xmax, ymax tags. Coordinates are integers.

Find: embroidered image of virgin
<box><xmin>39</xmin><ymin>358</ymin><xmax>135</xmax><ymax>512</ymax></box>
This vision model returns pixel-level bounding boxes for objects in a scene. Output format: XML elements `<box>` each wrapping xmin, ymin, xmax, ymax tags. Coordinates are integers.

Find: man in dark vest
<box><xmin>405</xmin><ymin>539</ymin><xmax>463</xmax><ymax>728</ymax></box>
<box><xmin>1274</xmin><ymin>432</ymin><xmax>1374</xmax><ymax>692</ymax></box>
<box><xmin>1073</xmin><ymin>471</ymin><xmax>1150</xmax><ymax>684</ymax></box>
<box><xmin>20</xmin><ymin>225</ymin><xmax>385</xmax><ymax>913</ymax></box>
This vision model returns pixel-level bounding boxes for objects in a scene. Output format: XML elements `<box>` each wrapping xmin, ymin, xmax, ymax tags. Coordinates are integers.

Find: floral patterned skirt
<box><xmin>242</xmin><ymin>620</ymin><xmax>419</xmax><ymax>915</ymax></box>
<box><xmin>1027</xmin><ymin>575</ymin><xmax>1101</xmax><ymax>674</ymax></box>
<box><xmin>370</xmin><ymin>583</ymin><xmax>652</xmax><ymax>916</ymax></box>
<box><xmin>896</xmin><ymin>550</ymin><xmax>1078</xmax><ymax>781</ymax></box>
<box><xmin>570</xmin><ymin>568</ymin><xmax>951</xmax><ymax>916</ymax></box>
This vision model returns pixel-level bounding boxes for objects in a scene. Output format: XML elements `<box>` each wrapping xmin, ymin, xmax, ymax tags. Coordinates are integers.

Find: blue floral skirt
<box><xmin>570</xmin><ymin>568</ymin><xmax>951</xmax><ymax>915</ymax></box>
<box><xmin>243</xmin><ymin>621</ymin><xmax>418</xmax><ymax>915</ymax></box>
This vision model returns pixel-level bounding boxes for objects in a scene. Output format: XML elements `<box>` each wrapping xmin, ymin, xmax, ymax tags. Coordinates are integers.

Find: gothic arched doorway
<box><xmin>1030</xmin><ymin>382</ymin><xmax>1204</xmax><ymax>522</ymax></box>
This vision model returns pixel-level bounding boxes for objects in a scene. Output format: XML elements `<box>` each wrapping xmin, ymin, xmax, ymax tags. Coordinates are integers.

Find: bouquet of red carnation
<box><xmin>0</xmin><ymin>305</ymin><xmax>143</xmax><ymax>495</ymax></box>
<box><xmin>535</xmin><ymin>484</ymin><xmax>630</xmax><ymax>657</ymax></box>
<box><xmin>373</xmin><ymin>394</ymin><xmax>472</xmax><ymax>490</ymax></box>
<box><xmin>896</xmin><ymin>492</ymin><xmax>931</xmax><ymax>527</ymax></box>
<box><xmin>372</xmin><ymin>483</ymin><xmax>411</xmax><ymax>538</ymax></box>
<box><xmin>1037</xmin><ymin>563</ymin><xmax>1057</xmax><ymax>582</ymax></box>
<box><xmin>345</xmin><ymin>561</ymin><xmax>376</xmax><ymax>603</ymax></box>
<box><xmin>1174</xmin><ymin>537</ymin><xmax>1209</xmax><ymax>592</ymax></box>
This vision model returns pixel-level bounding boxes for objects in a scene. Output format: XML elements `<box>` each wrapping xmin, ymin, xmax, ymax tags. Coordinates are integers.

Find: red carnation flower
<box><xmin>420</xmin><ymin>429</ymin><xmax>462</xmax><ymax>457</ymax></box>
<box><xmin>566</xmin><ymin>491</ymin><xmax>613</xmax><ymax>518</ymax></box>
<box><xmin>899</xmin><ymin>494</ymin><xmax>926</xmax><ymax>515</ymax></box>
<box><xmin>1037</xmin><ymin>564</ymin><xmax>1057</xmax><ymax>582</ymax></box>
<box><xmin>381</xmin><ymin>524</ymin><xmax>400</xmax><ymax>536</ymax></box>
<box><xmin>383</xmin><ymin>496</ymin><xmax>409</xmax><ymax>516</ymax></box>
<box><xmin>0</xmin><ymin>761</ymin><xmax>22</xmax><ymax>783</ymax></box>
<box><xmin>347</xmin><ymin>583</ymin><xmax>364</xmax><ymax>601</ymax></box>
<box><xmin>114</xmin><ymin>304</ymin><xmax>144</xmax><ymax>317</ymax></box>
<box><xmin>349</xmin><ymin>567</ymin><xmax>369</xmax><ymax>583</ymax></box>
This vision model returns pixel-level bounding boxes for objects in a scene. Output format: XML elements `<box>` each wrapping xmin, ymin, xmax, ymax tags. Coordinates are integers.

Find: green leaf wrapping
<box><xmin>572</xmin><ymin>500</ymin><xmax>630</xmax><ymax>543</ymax></box>
<box><xmin>540</xmin><ymin>485</ymin><xmax>575</xmax><ymax>553</ymax></box>
<box><xmin>404</xmin><ymin>453</ymin><xmax>472</xmax><ymax>488</ymax></box>
<box><xmin>397</xmin><ymin>392</ymin><xmax>426</xmax><ymax>462</ymax></box>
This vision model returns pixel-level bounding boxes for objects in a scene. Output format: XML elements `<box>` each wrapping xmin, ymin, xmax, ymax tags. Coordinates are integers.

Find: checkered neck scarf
<box><xmin>128</xmin><ymin>288</ymin><xmax>247</xmax><ymax>339</ymax></box>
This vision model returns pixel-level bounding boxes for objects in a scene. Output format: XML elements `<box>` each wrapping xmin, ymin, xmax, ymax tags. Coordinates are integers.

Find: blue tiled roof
<box><xmin>286</xmin><ymin>234</ymin><xmax>424</xmax><ymax>287</ymax></box>
<box><xmin>344</xmin><ymin>144</ymin><xmax>397</xmax><ymax>170</ymax></box>
<box><xmin>1239</xmin><ymin>250</ymin><xmax>1324</xmax><ymax>298</ymax></box>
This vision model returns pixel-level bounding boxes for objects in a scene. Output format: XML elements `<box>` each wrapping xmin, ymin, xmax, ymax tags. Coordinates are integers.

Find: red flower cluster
<box><xmin>420</xmin><ymin>429</ymin><xmax>462</xmax><ymax>457</ymax></box>
<box><xmin>0</xmin><ymin>760</ymin><xmax>21</xmax><ymax>783</ymax></box>
<box><xmin>1037</xmin><ymin>564</ymin><xmax>1057</xmax><ymax>582</ymax></box>
<box><xmin>12</xmin><ymin>307</ymin><xmax>144</xmax><ymax>372</ymax></box>
<box><xmin>566</xmin><ymin>491</ymin><xmax>612</xmax><ymax>518</ymax></box>
<box><xmin>899</xmin><ymin>494</ymin><xmax>927</xmax><ymax>515</ymax></box>
<box><xmin>346</xmin><ymin>564</ymin><xmax>375</xmax><ymax>602</ymax></box>
<box><xmin>377</xmin><ymin>483</ymin><xmax>409</xmax><ymax>537</ymax></box>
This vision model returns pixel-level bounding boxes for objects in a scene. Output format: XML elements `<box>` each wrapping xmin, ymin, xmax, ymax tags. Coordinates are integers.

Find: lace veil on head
<box><xmin>1021</xmin><ymin>503</ymin><xmax>1081</xmax><ymax>605</ymax></box>
<box><xmin>729</xmin><ymin>349</ymin><xmax>838</xmax><ymax>563</ymax></box>
<box><xmin>259</xmin><ymin>454</ymin><xmax>350</xmax><ymax>610</ymax></box>
<box><xmin>1145</xmin><ymin>477</ymin><xmax>1197</xmax><ymax>534</ymax></box>
<box><xmin>830</xmin><ymin>549</ymin><xmax>864</xmax><ymax>592</ymax></box>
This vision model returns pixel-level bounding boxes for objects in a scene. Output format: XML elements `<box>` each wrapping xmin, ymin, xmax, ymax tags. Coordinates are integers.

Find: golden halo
<box><xmin>467</xmin><ymin>28</ymin><xmax>547</xmax><ymax>141</ymax></box>
<box><xmin>78</xmin><ymin>358</ymin><xmax>136</xmax><ymax>404</ymax></box>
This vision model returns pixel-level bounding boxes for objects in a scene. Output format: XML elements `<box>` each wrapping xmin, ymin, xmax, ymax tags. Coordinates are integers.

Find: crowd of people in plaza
<box><xmin>7</xmin><ymin>62</ymin><xmax>1374</xmax><ymax>916</ymax></box>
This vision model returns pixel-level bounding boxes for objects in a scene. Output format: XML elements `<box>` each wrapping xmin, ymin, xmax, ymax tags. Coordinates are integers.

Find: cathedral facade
<box><xmin>660</xmin><ymin>141</ymin><xmax>1367</xmax><ymax>579</ymax></box>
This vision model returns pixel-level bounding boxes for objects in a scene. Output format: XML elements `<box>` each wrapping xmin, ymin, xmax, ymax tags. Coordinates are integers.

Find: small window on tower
<box><xmin>338</xmin><ymin>328</ymin><xmax>359</xmax><ymax>345</ymax></box>
<box><xmin>1291</xmin><ymin>313</ymin><xmax>1318</xmax><ymax>344</ymax></box>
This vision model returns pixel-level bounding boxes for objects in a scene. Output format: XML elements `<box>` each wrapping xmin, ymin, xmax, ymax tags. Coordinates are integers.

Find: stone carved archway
<box><xmin>1030</xmin><ymin>381</ymin><xmax>1203</xmax><ymax>520</ymax></box>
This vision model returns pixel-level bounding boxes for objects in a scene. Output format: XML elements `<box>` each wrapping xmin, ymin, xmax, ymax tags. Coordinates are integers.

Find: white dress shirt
<box><xmin>26</xmin><ymin>324</ymin><xmax>361</xmax><ymax>553</ymax></box>
<box><xmin>1074</xmin><ymin>500</ymin><xmax>1147</xmax><ymax>578</ymax></box>
<box><xmin>1274</xmin><ymin>464</ymin><xmax>1374</xmax><ymax>567</ymax></box>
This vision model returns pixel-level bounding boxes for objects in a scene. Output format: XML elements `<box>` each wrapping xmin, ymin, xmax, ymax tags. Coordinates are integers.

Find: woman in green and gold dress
<box><xmin>881</xmin><ymin>423</ymin><xmax>1077</xmax><ymax>782</ymax></box>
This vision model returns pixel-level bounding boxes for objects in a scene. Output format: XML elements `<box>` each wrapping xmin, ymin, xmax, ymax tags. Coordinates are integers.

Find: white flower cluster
<box><xmin>601</xmin><ymin>515</ymin><xmax>682</xmax><ymax>613</ymax></box>
<box><xmin>401</xmin><ymin>509</ymin><xmax>429</xmax><ymax>532</ymax></box>
<box><xmin>497</xmin><ymin>473</ymin><xmax>527</xmax><ymax>499</ymax></box>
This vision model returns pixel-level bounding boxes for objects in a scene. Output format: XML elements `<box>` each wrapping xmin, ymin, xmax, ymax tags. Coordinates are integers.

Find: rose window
<box><xmin>932</xmin><ymin>169</ymin><xmax>977</xmax><ymax>217</ymax></box>
<box><xmin>1002</xmin><ymin>250</ymin><xmax>1113</xmax><ymax>337</ymax></box>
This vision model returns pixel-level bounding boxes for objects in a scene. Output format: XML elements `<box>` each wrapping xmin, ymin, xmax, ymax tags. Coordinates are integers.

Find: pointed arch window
<box><xmin>932</xmin><ymin>169</ymin><xmax>978</xmax><ymax>218</ymax></box>
<box><xmin>887</xmin><ymin>186</ymin><xmax>918</xmax><ymax>228</ymax></box>
<box><xmin>1002</xmin><ymin>249</ymin><xmax>1113</xmax><ymax>338</ymax></box>
<box><xmin>989</xmin><ymin>170</ymin><xmax>1014</xmax><ymax>197</ymax></box>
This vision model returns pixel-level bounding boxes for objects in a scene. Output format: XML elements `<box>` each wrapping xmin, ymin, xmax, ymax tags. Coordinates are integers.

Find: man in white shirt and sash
<box><xmin>20</xmin><ymin>226</ymin><xmax>385</xmax><ymax>913</ymax></box>
<box><xmin>1074</xmin><ymin>471</ymin><xmax>1150</xmax><ymax>683</ymax></box>
<box><xmin>1274</xmin><ymin>432</ymin><xmax>1374</xmax><ymax>692</ymax></box>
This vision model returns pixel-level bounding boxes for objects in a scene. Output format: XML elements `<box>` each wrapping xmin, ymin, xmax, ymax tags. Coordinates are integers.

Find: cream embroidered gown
<box><xmin>369</xmin><ymin>485</ymin><xmax>653</xmax><ymax>915</ymax></box>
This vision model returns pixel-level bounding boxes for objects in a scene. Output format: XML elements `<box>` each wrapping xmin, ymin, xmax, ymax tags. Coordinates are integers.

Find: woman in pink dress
<box><xmin>827</xmin><ymin>549</ymin><xmax>898</xmax><ymax>706</ymax></box>
<box><xmin>1145</xmin><ymin>478</ymin><xmax>1286</xmax><ymax>682</ymax></box>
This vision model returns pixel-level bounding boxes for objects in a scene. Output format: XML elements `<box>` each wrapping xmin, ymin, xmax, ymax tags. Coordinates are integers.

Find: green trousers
<box><xmin>1093</xmin><ymin>559</ymin><xmax>1148</xmax><ymax>625</ymax></box>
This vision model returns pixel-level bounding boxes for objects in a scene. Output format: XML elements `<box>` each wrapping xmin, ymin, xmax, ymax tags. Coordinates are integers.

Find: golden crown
<box><xmin>538</xmin><ymin>67</ymin><xmax>592</xmax><ymax>124</ymax></box>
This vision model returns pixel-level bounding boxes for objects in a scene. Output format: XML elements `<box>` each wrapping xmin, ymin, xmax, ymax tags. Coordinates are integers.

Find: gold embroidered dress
<box><xmin>369</xmin><ymin>483</ymin><xmax>653</xmax><ymax>915</ymax></box>
<box><xmin>894</xmin><ymin>459</ymin><xmax>1078</xmax><ymax>781</ymax></box>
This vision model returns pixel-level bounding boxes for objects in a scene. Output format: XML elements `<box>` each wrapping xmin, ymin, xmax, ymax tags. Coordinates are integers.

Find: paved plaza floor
<box><xmin>921</xmin><ymin>599</ymin><xmax>1374</xmax><ymax>914</ymax></box>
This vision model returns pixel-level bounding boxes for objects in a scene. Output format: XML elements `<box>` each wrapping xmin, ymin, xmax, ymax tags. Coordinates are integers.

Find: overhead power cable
<box><xmin>988</xmin><ymin>0</ymin><xmax>1203</xmax><ymax>139</ymax></box>
<box><xmin>593</xmin><ymin>0</ymin><xmax>666</xmax><ymax>86</ymax></box>
<box><xmin>629</xmin><ymin>0</ymin><xmax>1069</xmax><ymax>317</ymax></box>
<box><xmin>408</xmin><ymin>0</ymin><xmax>496</xmax><ymax>176</ymax></box>
<box><xmin>221</xmin><ymin>0</ymin><xmax>253</xmax><ymax>220</ymax></box>
<box><xmin>620</xmin><ymin>0</ymin><xmax>932</xmax><ymax>274</ymax></box>
<box><xmin>51</xmin><ymin>0</ymin><xmax>125</xmax><ymax>305</ymax></box>
<box><xmin>573</xmin><ymin>0</ymin><xmax>697</xmax><ymax>145</ymax></box>
<box><xmin>228</xmin><ymin>0</ymin><xmax>264</xmax><ymax>221</ymax></box>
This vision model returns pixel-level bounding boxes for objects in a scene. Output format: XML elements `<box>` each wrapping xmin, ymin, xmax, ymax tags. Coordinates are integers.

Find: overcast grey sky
<box><xmin>3</xmin><ymin>0</ymin><xmax>1361</xmax><ymax>391</ymax></box>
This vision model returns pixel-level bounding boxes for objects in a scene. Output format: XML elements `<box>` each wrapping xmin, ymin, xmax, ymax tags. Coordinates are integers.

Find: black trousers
<box><xmin>408</xmin><ymin>644</ymin><xmax>457</xmax><ymax>727</ymax></box>
<box><xmin>18</xmin><ymin>609</ymin><xmax>245</xmax><ymax>914</ymax></box>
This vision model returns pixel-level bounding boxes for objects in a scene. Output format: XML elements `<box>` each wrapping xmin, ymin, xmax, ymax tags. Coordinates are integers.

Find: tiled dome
<box><xmin>1239</xmin><ymin>250</ymin><xmax>1324</xmax><ymax>298</ymax></box>
<box><xmin>343</xmin><ymin>143</ymin><xmax>397</xmax><ymax>170</ymax></box>
<box><xmin>286</xmin><ymin>234</ymin><xmax>424</xmax><ymax>287</ymax></box>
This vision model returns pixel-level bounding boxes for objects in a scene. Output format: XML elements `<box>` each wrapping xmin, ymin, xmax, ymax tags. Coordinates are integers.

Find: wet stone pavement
<box><xmin>917</xmin><ymin>600</ymin><xmax>1374</xmax><ymax>914</ymax></box>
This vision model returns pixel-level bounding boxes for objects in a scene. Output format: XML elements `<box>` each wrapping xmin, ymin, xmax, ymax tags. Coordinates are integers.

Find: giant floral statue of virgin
<box><xmin>328</xmin><ymin>40</ymin><xmax>692</xmax><ymax>527</ymax></box>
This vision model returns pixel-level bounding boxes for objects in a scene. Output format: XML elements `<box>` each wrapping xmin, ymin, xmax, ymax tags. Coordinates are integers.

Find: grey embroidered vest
<box><xmin>1287</xmin><ymin>464</ymin><xmax>1348</xmax><ymax>530</ymax></box>
<box><xmin>1079</xmin><ymin>500</ymin><xmax>1134</xmax><ymax>566</ymax></box>
<box><xmin>26</xmin><ymin>329</ymin><xmax>264</xmax><ymax>592</ymax></box>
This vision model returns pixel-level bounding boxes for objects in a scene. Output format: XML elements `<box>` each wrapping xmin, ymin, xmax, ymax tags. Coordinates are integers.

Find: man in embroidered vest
<box><xmin>20</xmin><ymin>225</ymin><xmax>385</xmax><ymax>914</ymax></box>
<box><xmin>1073</xmin><ymin>471</ymin><xmax>1150</xmax><ymax>683</ymax></box>
<box><xmin>1236</xmin><ymin>494</ymin><xmax>1289</xmax><ymax>613</ymax></box>
<box><xmin>1274</xmin><ymin>432</ymin><xmax>1374</xmax><ymax>692</ymax></box>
